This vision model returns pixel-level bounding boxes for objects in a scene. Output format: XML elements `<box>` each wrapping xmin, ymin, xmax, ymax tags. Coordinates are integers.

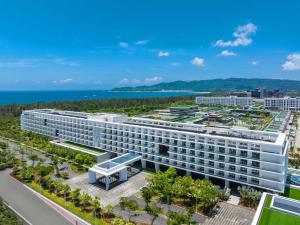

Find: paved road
<box><xmin>0</xmin><ymin>169</ymin><xmax>72</xmax><ymax>225</ymax></box>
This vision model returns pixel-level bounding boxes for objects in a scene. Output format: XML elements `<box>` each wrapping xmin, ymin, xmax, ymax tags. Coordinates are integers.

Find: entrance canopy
<box><xmin>88</xmin><ymin>152</ymin><xmax>142</xmax><ymax>190</ymax></box>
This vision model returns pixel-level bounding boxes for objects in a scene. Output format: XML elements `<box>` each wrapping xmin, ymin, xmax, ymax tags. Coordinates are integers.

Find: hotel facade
<box><xmin>21</xmin><ymin>109</ymin><xmax>288</xmax><ymax>193</ymax></box>
<box><xmin>264</xmin><ymin>97</ymin><xmax>300</xmax><ymax>111</ymax></box>
<box><xmin>195</xmin><ymin>96</ymin><xmax>254</xmax><ymax>106</ymax></box>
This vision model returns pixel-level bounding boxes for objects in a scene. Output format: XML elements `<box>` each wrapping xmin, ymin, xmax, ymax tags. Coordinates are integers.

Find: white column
<box><xmin>186</xmin><ymin>170</ymin><xmax>191</xmax><ymax>176</ymax></box>
<box><xmin>88</xmin><ymin>170</ymin><xmax>97</xmax><ymax>184</ymax></box>
<box><xmin>225</xmin><ymin>180</ymin><xmax>229</xmax><ymax>188</ymax></box>
<box><xmin>105</xmin><ymin>176</ymin><xmax>110</xmax><ymax>190</ymax></box>
<box><xmin>119</xmin><ymin>168</ymin><xmax>128</xmax><ymax>181</ymax></box>
<box><xmin>141</xmin><ymin>159</ymin><xmax>146</xmax><ymax>169</ymax></box>
<box><xmin>155</xmin><ymin>163</ymin><xmax>160</xmax><ymax>172</ymax></box>
<box><xmin>205</xmin><ymin>175</ymin><xmax>209</xmax><ymax>180</ymax></box>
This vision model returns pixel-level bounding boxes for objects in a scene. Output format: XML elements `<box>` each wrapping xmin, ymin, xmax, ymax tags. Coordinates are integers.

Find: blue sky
<box><xmin>0</xmin><ymin>0</ymin><xmax>299</xmax><ymax>90</ymax></box>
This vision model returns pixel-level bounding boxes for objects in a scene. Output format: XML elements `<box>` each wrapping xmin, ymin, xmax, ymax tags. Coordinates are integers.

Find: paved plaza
<box><xmin>65</xmin><ymin>171</ymin><xmax>149</xmax><ymax>206</ymax></box>
<box><xmin>204</xmin><ymin>202</ymin><xmax>255</xmax><ymax>225</ymax></box>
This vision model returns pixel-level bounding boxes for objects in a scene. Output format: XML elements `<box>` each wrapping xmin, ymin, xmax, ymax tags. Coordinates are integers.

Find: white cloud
<box><xmin>218</xmin><ymin>50</ymin><xmax>237</xmax><ymax>57</ymax></box>
<box><xmin>52</xmin><ymin>78</ymin><xmax>73</xmax><ymax>85</ymax></box>
<box><xmin>158</xmin><ymin>51</ymin><xmax>170</xmax><ymax>57</ymax></box>
<box><xmin>120</xmin><ymin>78</ymin><xmax>130</xmax><ymax>84</ymax></box>
<box><xmin>145</xmin><ymin>76</ymin><xmax>162</xmax><ymax>83</ymax></box>
<box><xmin>135</xmin><ymin>40</ymin><xmax>150</xmax><ymax>45</ymax></box>
<box><xmin>53</xmin><ymin>58</ymin><xmax>80</xmax><ymax>67</ymax></box>
<box><xmin>119</xmin><ymin>42</ymin><xmax>129</xmax><ymax>48</ymax></box>
<box><xmin>214</xmin><ymin>23</ymin><xmax>257</xmax><ymax>47</ymax></box>
<box><xmin>0</xmin><ymin>59</ymin><xmax>37</xmax><ymax>68</ymax></box>
<box><xmin>250</xmin><ymin>60</ymin><xmax>259</xmax><ymax>65</ymax></box>
<box><xmin>120</xmin><ymin>76</ymin><xmax>162</xmax><ymax>85</ymax></box>
<box><xmin>191</xmin><ymin>57</ymin><xmax>205</xmax><ymax>67</ymax></box>
<box><xmin>170</xmin><ymin>62</ymin><xmax>180</xmax><ymax>67</ymax></box>
<box><xmin>282</xmin><ymin>54</ymin><xmax>300</xmax><ymax>71</ymax></box>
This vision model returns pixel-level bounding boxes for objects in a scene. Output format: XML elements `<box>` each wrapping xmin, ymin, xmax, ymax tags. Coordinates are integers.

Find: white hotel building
<box><xmin>264</xmin><ymin>97</ymin><xmax>300</xmax><ymax>111</ymax></box>
<box><xmin>196</xmin><ymin>96</ymin><xmax>254</xmax><ymax>107</ymax></box>
<box><xmin>21</xmin><ymin>109</ymin><xmax>288</xmax><ymax>193</ymax></box>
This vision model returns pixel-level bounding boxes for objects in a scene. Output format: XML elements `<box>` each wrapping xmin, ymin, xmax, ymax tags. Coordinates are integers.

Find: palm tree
<box><xmin>59</xmin><ymin>184</ymin><xmax>71</xmax><ymax>208</ymax></box>
<box><xmin>28</xmin><ymin>154</ymin><xmax>39</xmax><ymax>167</ymax></box>
<box><xmin>91</xmin><ymin>197</ymin><xmax>101</xmax><ymax>224</ymax></box>
<box><xmin>70</xmin><ymin>188</ymin><xmax>81</xmax><ymax>206</ymax></box>
<box><xmin>50</xmin><ymin>155</ymin><xmax>60</xmax><ymax>176</ymax></box>
<box><xmin>80</xmin><ymin>193</ymin><xmax>92</xmax><ymax>211</ymax></box>
<box><xmin>19</xmin><ymin>147</ymin><xmax>25</xmax><ymax>162</ymax></box>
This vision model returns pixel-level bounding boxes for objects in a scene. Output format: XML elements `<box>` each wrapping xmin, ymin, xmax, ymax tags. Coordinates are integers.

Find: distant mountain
<box><xmin>112</xmin><ymin>78</ymin><xmax>300</xmax><ymax>92</ymax></box>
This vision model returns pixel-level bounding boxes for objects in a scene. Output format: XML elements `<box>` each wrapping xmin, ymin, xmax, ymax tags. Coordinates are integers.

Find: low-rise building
<box><xmin>264</xmin><ymin>97</ymin><xmax>300</xmax><ymax>111</ymax></box>
<box><xmin>195</xmin><ymin>96</ymin><xmax>254</xmax><ymax>107</ymax></box>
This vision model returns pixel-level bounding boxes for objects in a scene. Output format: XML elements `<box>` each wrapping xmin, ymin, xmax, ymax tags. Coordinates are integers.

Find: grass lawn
<box><xmin>259</xmin><ymin>194</ymin><xmax>300</xmax><ymax>225</ymax></box>
<box><xmin>27</xmin><ymin>181</ymin><xmax>108</xmax><ymax>225</ymax></box>
<box><xmin>283</xmin><ymin>187</ymin><xmax>300</xmax><ymax>200</ymax></box>
<box><xmin>64</xmin><ymin>142</ymin><xmax>104</xmax><ymax>154</ymax></box>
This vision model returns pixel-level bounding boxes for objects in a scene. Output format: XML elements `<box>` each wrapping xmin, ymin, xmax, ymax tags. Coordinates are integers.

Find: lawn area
<box><xmin>283</xmin><ymin>187</ymin><xmax>300</xmax><ymax>200</ymax></box>
<box><xmin>64</xmin><ymin>142</ymin><xmax>104</xmax><ymax>154</ymax></box>
<box><xmin>27</xmin><ymin>181</ymin><xmax>108</xmax><ymax>225</ymax></box>
<box><xmin>259</xmin><ymin>194</ymin><xmax>300</xmax><ymax>225</ymax></box>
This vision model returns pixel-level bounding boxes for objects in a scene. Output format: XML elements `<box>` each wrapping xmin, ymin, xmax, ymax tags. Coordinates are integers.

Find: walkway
<box><xmin>203</xmin><ymin>202</ymin><xmax>255</xmax><ymax>225</ymax></box>
<box><xmin>0</xmin><ymin>169</ymin><xmax>72</xmax><ymax>225</ymax></box>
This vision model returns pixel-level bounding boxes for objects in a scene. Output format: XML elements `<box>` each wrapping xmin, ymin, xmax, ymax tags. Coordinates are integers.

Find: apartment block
<box><xmin>196</xmin><ymin>96</ymin><xmax>254</xmax><ymax>106</ymax></box>
<box><xmin>21</xmin><ymin>109</ymin><xmax>288</xmax><ymax>193</ymax></box>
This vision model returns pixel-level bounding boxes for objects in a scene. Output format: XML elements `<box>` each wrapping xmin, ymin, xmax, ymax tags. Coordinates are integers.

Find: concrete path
<box><xmin>0</xmin><ymin>169</ymin><xmax>72</xmax><ymax>225</ymax></box>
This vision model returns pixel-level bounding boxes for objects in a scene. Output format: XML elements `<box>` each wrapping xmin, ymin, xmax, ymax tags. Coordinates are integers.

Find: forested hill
<box><xmin>112</xmin><ymin>78</ymin><xmax>300</xmax><ymax>92</ymax></box>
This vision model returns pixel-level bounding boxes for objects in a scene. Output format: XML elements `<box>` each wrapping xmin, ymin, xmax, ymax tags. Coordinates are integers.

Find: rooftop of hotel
<box><xmin>23</xmin><ymin>109</ymin><xmax>285</xmax><ymax>144</ymax></box>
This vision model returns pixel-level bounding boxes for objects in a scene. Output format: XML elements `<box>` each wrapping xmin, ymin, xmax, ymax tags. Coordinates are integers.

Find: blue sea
<box><xmin>0</xmin><ymin>90</ymin><xmax>200</xmax><ymax>106</ymax></box>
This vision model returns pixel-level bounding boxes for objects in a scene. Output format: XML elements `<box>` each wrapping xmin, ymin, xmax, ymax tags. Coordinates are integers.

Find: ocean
<box><xmin>0</xmin><ymin>90</ymin><xmax>199</xmax><ymax>106</ymax></box>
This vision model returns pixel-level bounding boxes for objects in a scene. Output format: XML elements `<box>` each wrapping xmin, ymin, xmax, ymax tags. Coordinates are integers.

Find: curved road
<box><xmin>0</xmin><ymin>169</ymin><xmax>72</xmax><ymax>225</ymax></box>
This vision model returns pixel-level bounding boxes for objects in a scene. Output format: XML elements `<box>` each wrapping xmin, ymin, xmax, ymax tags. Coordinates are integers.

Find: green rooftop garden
<box><xmin>64</xmin><ymin>142</ymin><xmax>104</xmax><ymax>154</ymax></box>
<box><xmin>283</xmin><ymin>187</ymin><xmax>300</xmax><ymax>201</ymax></box>
<box><xmin>258</xmin><ymin>194</ymin><xmax>300</xmax><ymax>225</ymax></box>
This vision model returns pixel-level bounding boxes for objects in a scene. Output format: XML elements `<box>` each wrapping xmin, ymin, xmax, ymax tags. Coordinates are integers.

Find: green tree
<box><xmin>59</xmin><ymin>184</ymin><xmax>71</xmax><ymax>208</ymax></box>
<box><xmin>191</xmin><ymin>180</ymin><xmax>219</xmax><ymax>214</ymax></box>
<box><xmin>146</xmin><ymin>203</ymin><xmax>162</xmax><ymax>225</ymax></box>
<box><xmin>167</xmin><ymin>211</ymin><xmax>191</xmax><ymax>225</ymax></box>
<box><xmin>141</xmin><ymin>187</ymin><xmax>153</xmax><ymax>210</ymax></box>
<box><xmin>148</xmin><ymin>167</ymin><xmax>177</xmax><ymax>206</ymax></box>
<box><xmin>119</xmin><ymin>197</ymin><xmax>139</xmax><ymax>222</ymax></box>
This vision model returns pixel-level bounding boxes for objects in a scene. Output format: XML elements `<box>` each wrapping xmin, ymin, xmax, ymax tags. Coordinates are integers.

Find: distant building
<box><xmin>195</xmin><ymin>96</ymin><xmax>253</xmax><ymax>107</ymax></box>
<box><xmin>229</xmin><ymin>91</ymin><xmax>252</xmax><ymax>97</ymax></box>
<box><xmin>264</xmin><ymin>97</ymin><xmax>300</xmax><ymax>111</ymax></box>
<box><xmin>169</xmin><ymin>106</ymin><xmax>199</xmax><ymax>116</ymax></box>
<box><xmin>251</xmin><ymin>88</ymin><xmax>267</xmax><ymax>99</ymax></box>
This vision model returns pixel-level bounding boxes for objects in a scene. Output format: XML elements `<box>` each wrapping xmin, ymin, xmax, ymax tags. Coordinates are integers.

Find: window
<box><xmin>252</xmin><ymin>161</ymin><xmax>260</xmax><ymax>168</ymax></box>
<box><xmin>229</xmin><ymin>165</ymin><xmax>236</xmax><ymax>171</ymax></box>
<box><xmin>229</xmin><ymin>149</ymin><xmax>236</xmax><ymax>155</ymax></box>
<box><xmin>219</xmin><ymin>163</ymin><xmax>225</xmax><ymax>169</ymax></box>
<box><xmin>240</xmin><ymin>167</ymin><xmax>247</xmax><ymax>174</ymax></box>
<box><xmin>229</xmin><ymin>157</ymin><xmax>236</xmax><ymax>163</ymax></box>
<box><xmin>240</xmin><ymin>151</ymin><xmax>247</xmax><ymax>157</ymax></box>
<box><xmin>240</xmin><ymin>159</ymin><xmax>248</xmax><ymax>166</ymax></box>
<box><xmin>218</xmin><ymin>171</ymin><xmax>224</xmax><ymax>177</ymax></box>
<box><xmin>209</xmin><ymin>153</ymin><xmax>214</xmax><ymax>159</ymax></box>
<box><xmin>228</xmin><ymin>173</ymin><xmax>235</xmax><ymax>179</ymax></box>
<box><xmin>218</xmin><ymin>147</ymin><xmax>225</xmax><ymax>154</ymax></box>
<box><xmin>218</xmin><ymin>155</ymin><xmax>225</xmax><ymax>161</ymax></box>
<box><xmin>252</xmin><ymin>152</ymin><xmax>260</xmax><ymax>160</ymax></box>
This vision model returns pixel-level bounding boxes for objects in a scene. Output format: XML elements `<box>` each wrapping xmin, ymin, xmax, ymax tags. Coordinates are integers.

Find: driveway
<box><xmin>0</xmin><ymin>169</ymin><xmax>72</xmax><ymax>225</ymax></box>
